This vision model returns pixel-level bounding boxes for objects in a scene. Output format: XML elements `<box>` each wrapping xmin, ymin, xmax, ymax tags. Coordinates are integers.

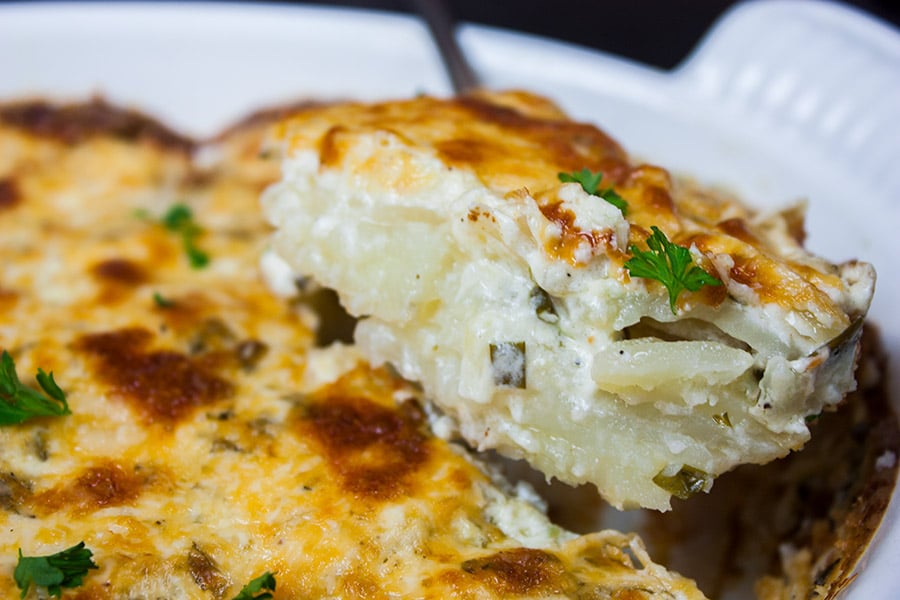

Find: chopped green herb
<box><xmin>559</xmin><ymin>168</ymin><xmax>603</xmax><ymax>194</ymax></box>
<box><xmin>712</xmin><ymin>412</ymin><xmax>732</xmax><ymax>428</ymax></box>
<box><xmin>14</xmin><ymin>542</ymin><xmax>98</xmax><ymax>599</ymax></box>
<box><xmin>161</xmin><ymin>203</ymin><xmax>210</xmax><ymax>269</ymax></box>
<box><xmin>653</xmin><ymin>465</ymin><xmax>710</xmax><ymax>500</ymax></box>
<box><xmin>152</xmin><ymin>292</ymin><xmax>175</xmax><ymax>308</ymax></box>
<box><xmin>557</xmin><ymin>169</ymin><xmax>628</xmax><ymax>214</ymax></box>
<box><xmin>489</xmin><ymin>342</ymin><xmax>526</xmax><ymax>389</ymax></box>
<box><xmin>1</xmin><ymin>351</ymin><xmax>71</xmax><ymax>426</ymax></box>
<box><xmin>599</xmin><ymin>188</ymin><xmax>628</xmax><ymax>213</ymax></box>
<box><xmin>184</xmin><ymin>244</ymin><xmax>209</xmax><ymax>269</ymax></box>
<box><xmin>528</xmin><ymin>286</ymin><xmax>558</xmax><ymax>324</ymax></box>
<box><xmin>232</xmin><ymin>571</ymin><xmax>276</xmax><ymax>600</ymax></box>
<box><xmin>161</xmin><ymin>203</ymin><xmax>192</xmax><ymax>229</ymax></box>
<box><xmin>625</xmin><ymin>226</ymin><xmax>721</xmax><ymax>314</ymax></box>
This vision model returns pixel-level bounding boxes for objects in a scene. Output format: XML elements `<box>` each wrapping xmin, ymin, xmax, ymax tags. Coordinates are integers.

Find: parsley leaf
<box><xmin>557</xmin><ymin>169</ymin><xmax>628</xmax><ymax>214</ymax></box>
<box><xmin>14</xmin><ymin>542</ymin><xmax>98</xmax><ymax>599</ymax></box>
<box><xmin>0</xmin><ymin>351</ymin><xmax>71</xmax><ymax>426</ymax></box>
<box><xmin>599</xmin><ymin>188</ymin><xmax>628</xmax><ymax>214</ymax></box>
<box><xmin>625</xmin><ymin>226</ymin><xmax>721</xmax><ymax>313</ymax></box>
<box><xmin>558</xmin><ymin>168</ymin><xmax>603</xmax><ymax>194</ymax></box>
<box><xmin>232</xmin><ymin>571</ymin><xmax>276</xmax><ymax>600</ymax></box>
<box><xmin>161</xmin><ymin>203</ymin><xmax>210</xmax><ymax>269</ymax></box>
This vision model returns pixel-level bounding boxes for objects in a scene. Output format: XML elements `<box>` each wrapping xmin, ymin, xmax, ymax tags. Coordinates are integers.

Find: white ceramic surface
<box><xmin>1</xmin><ymin>1</ymin><xmax>898</xmax><ymax>597</ymax></box>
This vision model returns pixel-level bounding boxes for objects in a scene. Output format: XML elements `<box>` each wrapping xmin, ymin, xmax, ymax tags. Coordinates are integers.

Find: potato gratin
<box><xmin>263</xmin><ymin>91</ymin><xmax>875</xmax><ymax>511</ymax></box>
<box><xmin>0</xmin><ymin>100</ymin><xmax>706</xmax><ymax>599</ymax></box>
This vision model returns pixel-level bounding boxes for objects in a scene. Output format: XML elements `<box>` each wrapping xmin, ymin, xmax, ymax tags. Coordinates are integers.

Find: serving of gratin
<box><xmin>262</xmin><ymin>91</ymin><xmax>875</xmax><ymax>511</ymax></box>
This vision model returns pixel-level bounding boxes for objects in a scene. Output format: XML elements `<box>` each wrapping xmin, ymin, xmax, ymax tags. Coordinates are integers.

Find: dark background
<box><xmin>280</xmin><ymin>0</ymin><xmax>900</xmax><ymax>70</ymax></box>
<box><xmin>2</xmin><ymin>1</ymin><xmax>897</xmax><ymax>70</ymax></box>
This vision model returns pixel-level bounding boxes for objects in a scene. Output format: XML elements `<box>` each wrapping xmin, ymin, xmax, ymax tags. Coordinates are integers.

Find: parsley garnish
<box><xmin>232</xmin><ymin>571</ymin><xmax>276</xmax><ymax>600</ymax></box>
<box><xmin>559</xmin><ymin>168</ymin><xmax>603</xmax><ymax>194</ymax></box>
<box><xmin>557</xmin><ymin>169</ymin><xmax>628</xmax><ymax>214</ymax></box>
<box><xmin>625</xmin><ymin>226</ymin><xmax>721</xmax><ymax>313</ymax></box>
<box><xmin>14</xmin><ymin>542</ymin><xmax>98</xmax><ymax>599</ymax></box>
<box><xmin>1</xmin><ymin>351</ymin><xmax>71</xmax><ymax>425</ymax></box>
<box><xmin>161</xmin><ymin>203</ymin><xmax>210</xmax><ymax>269</ymax></box>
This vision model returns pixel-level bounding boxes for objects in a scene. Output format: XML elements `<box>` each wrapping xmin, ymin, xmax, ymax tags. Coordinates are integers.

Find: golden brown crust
<box><xmin>538</xmin><ymin>194</ymin><xmax>623</xmax><ymax>264</ymax></box>
<box><xmin>74</xmin><ymin>328</ymin><xmax>235</xmax><ymax>425</ymax></box>
<box><xmin>456</xmin><ymin>548</ymin><xmax>572</xmax><ymax>595</ymax></box>
<box><xmin>0</xmin><ymin>98</ymin><xmax>706</xmax><ymax>599</ymax></box>
<box><xmin>297</xmin><ymin>367</ymin><xmax>433</xmax><ymax>501</ymax></box>
<box><xmin>90</xmin><ymin>258</ymin><xmax>149</xmax><ymax>286</ymax></box>
<box><xmin>0</xmin><ymin>177</ymin><xmax>20</xmax><ymax>210</ymax></box>
<box><xmin>30</xmin><ymin>461</ymin><xmax>156</xmax><ymax>517</ymax></box>
<box><xmin>0</xmin><ymin>97</ymin><xmax>194</xmax><ymax>152</ymax></box>
<box><xmin>301</xmin><ymin>93</ymin><xmax>628</xmax><ymax>195</ymax></box>
<box><xmin>4</xmin><ymin>93</ymin><xmax>891</xmax><ymax>599</ymax></box>
<box><xmin>276</xmin><ymin>91</ymin><xmax>861</xmax><ymax>328</ymax></box>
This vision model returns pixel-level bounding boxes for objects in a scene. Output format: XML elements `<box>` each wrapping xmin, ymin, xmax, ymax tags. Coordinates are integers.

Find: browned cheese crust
<box><xmin>274</xmin><ymin>90</ymin><xmax>856</xmax><ymax>321</ymax></box>
<box><xmin>0</xmin><ymin>99</ymin><xmax>705</xmax><ymax>599</ymax></box>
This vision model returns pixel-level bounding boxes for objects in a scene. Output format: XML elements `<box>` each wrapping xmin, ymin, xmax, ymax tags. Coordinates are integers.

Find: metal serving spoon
<box><xmin>412</xmin><ymin>0</ymin><xmax>480</xmax><ymax>93</ymax></box>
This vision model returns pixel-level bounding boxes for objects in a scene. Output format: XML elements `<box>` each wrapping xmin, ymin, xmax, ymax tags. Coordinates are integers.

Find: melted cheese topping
<box><xmin>263</xmin><ymin>91</ymin><xmax>875</xmax><ymax>510</ymax></box>
<box><xmin>0</xmin><ymin>101</ymin><xmax>704</xmax><ymax>599</ymax></box>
